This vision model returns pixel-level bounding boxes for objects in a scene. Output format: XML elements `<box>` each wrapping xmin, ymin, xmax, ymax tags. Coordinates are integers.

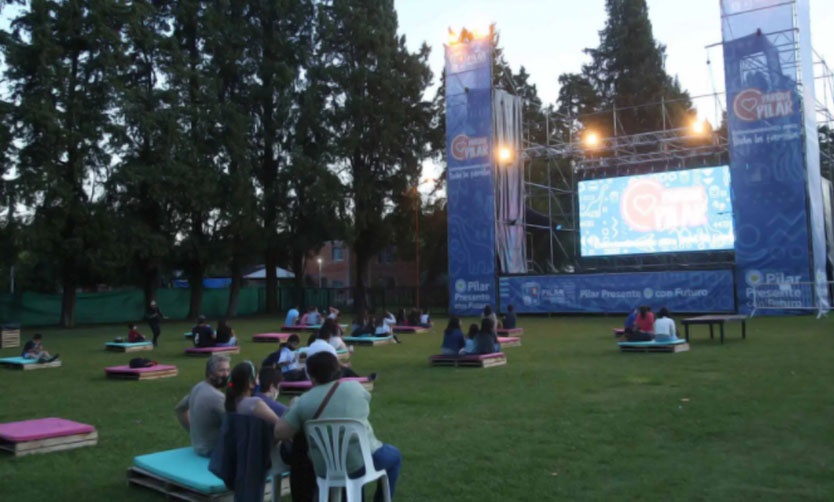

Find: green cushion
<box><xmin>133</xmin><ymin>447</ymin><xmax>226</xmax><ymax>494</ymax></box>
<box><xmin>618</xmin><ymin>339</ymin><xmax>687</xmax><ymax>347</ymax></box>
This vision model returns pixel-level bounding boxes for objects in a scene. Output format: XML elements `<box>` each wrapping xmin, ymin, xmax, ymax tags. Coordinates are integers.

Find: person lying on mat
<box><xmin>626</xmin><ymin>306</ymin><xmax>655</xmax><ymax>342</ymax></box>
<box><xmin>21</xmin><ymin>333</ymin><xmax>59</xmax><ymax>363</ymax></box>
<box><xmin>215</xmin><ymin>319</ymin><xmax>238</xmax><ymax>347</ymax></box>
<box><xmin>460</xmin><ymin>324</ymin><xmax>479</xmax><ymax>355</ymax></box>
<box><xmin>441</xmin><ymin>317</ymin><xmax>465</xmax><ymax>356</ymax></box>
<box><xmin>192</xmin><ymin>315</ymin><xmax>216</xmax><ymax>348</ymax></box>
<box><xmin>501</xmin><ymin>304</ymin><xmax>517</xmax><ymax>330</ymax></box>
<box><xmin>127</xmin><ymin>323</ymin><xmax>147</xmax><ymax>343</ymax></box>
<box><xmin>175</xmin><ymin>354</ymin><xmax>231</xmax><ymax>456</ymax></box>
<box><xmin>653</xmin><ymin>308</ymin><xmax>678</xmax><ymax>342</ymax></box>
<box><xmin>262</xmin><ymin>334</ymin><xmax>307</xmax><ymax>382</ymax></box>
<box><xmin>273</xmin><ymin>352</ymin><xmax>401</xmax><ymax>502</ymax></box>
<box><xmin>225</xmin><ymin>361</ymin><xmax>290</xmax><ymax>477</ymax></box>
<box><xmin>475</xmin><ymin>318</ymin><xmax>500</xmax><ymax>354</ymax></box>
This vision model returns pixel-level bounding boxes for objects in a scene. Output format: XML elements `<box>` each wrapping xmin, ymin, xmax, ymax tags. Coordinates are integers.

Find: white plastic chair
<box><xmin>304</xmin><ymin>418</ymin><xmax>391</xmax><ymax>502</ymax></box>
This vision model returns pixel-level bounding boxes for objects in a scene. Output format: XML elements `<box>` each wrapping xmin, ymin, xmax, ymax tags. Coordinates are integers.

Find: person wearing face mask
<box><xmin>174</xmin><ymin>354</ymin><xmax>232</xmax><ymax>457</ymax></box>
<box><xmin>254</xmin><ymin>366</ymin><xmax>288</xmax><ymax>417</ymax></box>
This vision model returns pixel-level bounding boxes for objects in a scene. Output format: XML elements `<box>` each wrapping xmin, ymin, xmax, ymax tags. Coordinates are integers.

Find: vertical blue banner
<box><xmin>721</xmin><ymin>0</ymin><xmax>825</xmax><ymax>312</ymax></box>
<box><xmin>445</xmin><ymin>38</ymin><xmax>497</xmax><ymax>315</ymax></box>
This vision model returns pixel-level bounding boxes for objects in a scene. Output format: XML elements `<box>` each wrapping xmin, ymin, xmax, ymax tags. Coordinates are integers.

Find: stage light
<box><xmin>692</xmin><ymin>118</ymin><xmax>709</xmax><ymax>135</ymax></box>
<box><xmin>497</xmin><ymin>146</ymin><xmax>513</xmax><ymax>163</ymax></box>
<box><xmin>584</xmin><ymin>131</ymin><xmax>600</xmax><ymax>148</ymax></box>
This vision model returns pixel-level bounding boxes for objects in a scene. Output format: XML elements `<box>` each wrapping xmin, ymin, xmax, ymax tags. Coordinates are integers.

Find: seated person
<box><xmin>377</xmin><ymin>311</ymin><xmax>400</xmax><ymax>343</ymax></box>
<box><xmin>263</xmin><ymin>334</ymin><xmax>307</xmax><ymax>382</ymax></box>
<box><xmin>622</xmin><ymin>306</ymin><xmax>639</xmax><ymax>336</ymax></box>
<box><xmin>192</xmin><ymin>315</ymin><xmax>216</xmax><ymax>347</ymax></box>
<box><xmin>128</xmin><ymin>323</ymin><xmax>147</xmax><ymax>343</ymax></box>
<box><xmin>351</xmin><ymin>315</ymin><xmax>375</xmax><ymax>337</ymax></box>
<box><xmin>627</xmin><ymin>306</ymin><xmax>655</xmax><ymax>342</ymax></box>
<box><xmin>215</xmin><ymin>319</ymin><xmax>238</xmax><ymax>347</ymax></box>
<box><xmin>255</xmin><ymin>365</ymin><xmax>289</xmax><ymax>417</ymax></box>
<box><xmin>419</xmin><ymin>309</ymin><xmax>432</xmax><ymax>328</ymax></box>
<box><xmin>174</xmin><ymin>354</ymin><xmax>231</xmax><ymax>456</ymax></box>
<box><xmin>502</xmin><ymin>304</ymin><xmax>517</xmax><ymax>330</ymax></box>
<box><xmin>395</xmin><ymin>308</ymin><xmax>408</xmax><ymax>325</ymax></box>
<box><xmin>274</xmin><ymin>353</ymin><xmax>401</xmax><ymax>502</ymax></box>
<box><xmin>225</xmin><ymin>361</ymin><xmax>289</xmax><ymax>477</ymax></box>
<box><xmin>21</xmin><ymin>333</ymin><xmax>59</xmax><ymax>362</ymax></box>
<box><xmin>482</xmin><ymin>305</ymin><xmax>498</xmax><ymax>334</ymax></box>
<box><xmin>406</xmin><ymin>308</ymin><xmax>421</xmax><ymax>327</ymax></box>
<box><xmin>299</xmin><ymin>308</ymin><xmax>311</xmax><ymax>326</ymax></box>
<box><xmin>326</xmin><ymin>306</ymin><xmax>340</xmax><ymax>321</ymax></box>
<box><xmin>306</xmin><ymin>307</ymin><xmax>322</xmax><ymax>326</ymax></box>
<box><xmin>461</xmin><ymin>324</ymin><xmax>478</xmax><ymax>355</ymax></box>
<box><xmin>653</xmin><ymin>308</ymin><xmax>678</xmax><ymax>342</ymax></box>
<box><xmin>310</xmin><ymin>327</ymin><xmax>370</xmax><ymax>380</ymax></box>
<box><xmin>474</xmin><ymin>318</ymin><xmax>500</xmax><ymax>354</ymax></box>
<box><xmin>440</xmin><ymin>317</ymin><xmax>465</xmax><ymax>356</ymax></box>
<box><xmin>284</xmin><ymin>305</ymin><xmax>300</xmax><ymax>327</ymax></box>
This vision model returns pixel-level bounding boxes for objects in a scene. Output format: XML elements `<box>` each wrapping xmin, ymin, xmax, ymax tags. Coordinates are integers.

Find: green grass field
<box><xmin>1</xmin><ymin>315</ymin><xmax>833</xmax><ymax>501</ymax></box>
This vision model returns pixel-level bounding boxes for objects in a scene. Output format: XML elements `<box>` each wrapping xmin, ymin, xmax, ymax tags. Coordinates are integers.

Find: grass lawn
<box><xmin>1</xmin><ymin>315</ymin><xmax>833</xmax><ymax>501</ymax></box>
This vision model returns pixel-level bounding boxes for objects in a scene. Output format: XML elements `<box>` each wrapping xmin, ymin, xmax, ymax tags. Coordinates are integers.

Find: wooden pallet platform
<box><xmin>619</xmin><ymin>342</ymin><xmax>690</xmax><ymax>353</ymax></box>
<box><xmin>0</xmin><ymin>359</ymin><xmax>62</xmax><ymax>371</ymax></box>
<box><xmin>106</xmin><ymin>344</ymin><xmax>154</xmax><ymax>353</ymax></box>
<box><xmin>106</xmin><ymin>368</ymin><xmax>179</xmax><ymax>381</ymax></box>
<box><xmin>127</xmin><ymin>467</ymin><xmax>288</xmax><ymax>502</ymax></box>
<box><xmin>497</xmin><ymin>337</ymin><xmax>521</xmax><ymax>348</ymax></box>
<box><xmin>184</xmin><ymin>347</ymin><xmax>241</xmax><ymax>357</ymax></box>
<box><xmin>429</xmin><ymin>353</ymin><xmax>507</xmax><ymax>368</ymax></box>
<box><xmin>0</xmin><ymin>431</ymin><xmax>98</xmax><ymax>457</ymax></box>
<box><xmin>1</xmin><ymin>329</ymin><xmax>20</xmax><ymax>349</ymax></box>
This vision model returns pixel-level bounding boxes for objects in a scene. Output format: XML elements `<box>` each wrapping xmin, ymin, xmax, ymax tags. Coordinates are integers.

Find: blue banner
<box><xmin>445</xmin><ymin>38</ymin><xmax>497</xmax><ymax>315</ymax></box>
<box><xmin>721</xmin><ymin>0</ymin><xmax>823</xmax><ymax>313</ymax></box>
<box><xmin>499</xmin><ymin>270</ymin><xmax>736</xmax><ymax>314</ymax></box>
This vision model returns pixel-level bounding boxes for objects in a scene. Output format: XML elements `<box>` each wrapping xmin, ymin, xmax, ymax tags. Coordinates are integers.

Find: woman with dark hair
<box><xmin>255</xmin><ymin>366</ymin><xmax>288</xmax><ymax>417</ymax></box>
<box><xmin>274</xmin><ymin>353</ymin><xmax>402</xmax><ymax>502</ymax></box>
<box><xmin>461</xmin><ymin>324</ymin><xmax>479</xmax><ymax>354</ymax></box>
<box><xmin>475</xmin><ymin>318</ymin><xmax>500</xmax><ymax>354</ymax></box>
<box><xmin>482</xmin><ymin>305</ymin><xmax>498</xmax><ymax>334</ymax></box>
<box><xmin>653</xmin><ymin>307</ymin><xmax>678</xmax><ymax>342</ymax></box>
<box><xmin>627</xmin><ymin>306</ymin><xmax>655</xmax><ymax>342</ymax></box>
<box><xmin>441</xmin><ymin>317</ymin><xmax>465</xmax><ymax>355</ymax></box>
<box><xmin>224</xmin><ymin>361</ymin><xmax>282</xmax><ymax>423</ymax></box>
<box><xmin>215</xmin><ymin>319</ymin><xmax>238</xmax><ymax>347</ymax></box>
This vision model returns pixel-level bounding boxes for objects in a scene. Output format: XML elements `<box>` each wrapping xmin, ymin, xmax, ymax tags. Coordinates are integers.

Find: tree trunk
<box><xmin>354</xmin><ymin>249</ymin><xmax>371</xmax><ymax>319</ymax></box>
<box><xmin>291</xmin><ymin>252</ymin><xmax>305</xmax><ymax>310</ymax></box>
<box><xmin>60</xmin><ymin>276</ymin><xmax>77</xmax><ymax>328</ymax></box>
<box><xmin>142</xmin><ymin>260</ymin><xmax>159</xmax><ymax>309</ymax></box>
<box><xmin>226</xmin><ymin>259</ymin><xmax>242</xmax><ymax>318</ymax></box>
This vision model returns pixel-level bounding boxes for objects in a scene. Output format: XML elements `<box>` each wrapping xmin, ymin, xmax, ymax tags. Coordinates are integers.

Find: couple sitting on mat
<box><xmin>22</xmin><ymin>333</ymin><xmax>59</xmax><ymax>363</ymax></box>
<box><xmin>349</xmin><ymin>311</ymin><xmax>402</xmax><ymax>343</ymax></box>
<box><xmin>191</xmin><ymin>315</ymin><xmax>238</xmax><ymax>348</ymax></box>
<box><xmin>623</xmin><ymin>306</ymin><xmax>678</xmax><ymax>342</ymax></box>
<box><xmin>441</xmin><ymin>317</ymin><xmax>501</xmax><ymax>356</ymax></box>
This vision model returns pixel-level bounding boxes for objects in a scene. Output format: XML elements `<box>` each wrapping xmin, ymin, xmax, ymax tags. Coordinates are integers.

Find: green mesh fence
<box><xmin>0</xmin><ymin>288</ymin><xmax>265</xmax><ymax>326</ymax></box>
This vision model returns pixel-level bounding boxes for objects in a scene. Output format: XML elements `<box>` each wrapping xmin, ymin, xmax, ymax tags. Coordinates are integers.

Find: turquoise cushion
<box><xmin>105</xmin><ymin>342</ymin><xmax>152</xmax><ymax>348</ymax></box>
<box><xmin>618</xmin><ymin>339</ymin><xmax>687</xmax><ymax>347</ymax></box>
<box><xmin>343</xmin><ymin>335</ymin><xmax>393</xmax><ymax>342</ymax></box>
<box><xmin>0</xmin><ymin>357</ymin><xmax>36</xmax><ymax>365</ymax></box>
<box><xmin>133</xmin><ymin>447</ymin><xmax>226</xmax><ymax>494</ymax></box>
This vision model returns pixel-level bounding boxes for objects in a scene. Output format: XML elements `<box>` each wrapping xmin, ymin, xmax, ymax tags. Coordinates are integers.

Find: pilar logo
<box><xmin>451</xmin><ymin>134</ymin><xmax>489</xmax><ymax>161</ymax></box>
<box><xmin>621</xmin><ymin>179</ymin><xmax>707</xmax><ymax>232</ymax></box>
<box><xmin>732</xmin><ymin>88</ymin><xmax>794</xmax><ymax>122</ymax></box>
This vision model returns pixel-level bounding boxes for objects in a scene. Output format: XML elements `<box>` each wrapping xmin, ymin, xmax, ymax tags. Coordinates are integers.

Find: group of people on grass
<box><xmin>440</xmin><ymin>304</ymin><xmax>516</xmax><ymax>356</ymax></box>
<box><xmin>191</xmin><ymin>315</ymin><xmax>239</xmax><ymax>348</ymax></box>
<box><xmin>284</xmin><ymin>306</ymin><xmax>340</xmax><ymax>327</ymax></box>
<box><xmin>622</xmin><ymin>305</ymin><xmax>678</xmax><ymax>342</ymax></box>
<box><xmin>175</xmin><ymin>353</ymin><xmax>399</xmax><ymax>502</ymax></box>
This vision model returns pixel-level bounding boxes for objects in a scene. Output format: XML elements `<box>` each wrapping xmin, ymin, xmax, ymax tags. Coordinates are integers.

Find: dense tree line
<box><xmin>0</xmin><ymin>0</ymin><xmax>435</xmax><ymax>325</ymax></box>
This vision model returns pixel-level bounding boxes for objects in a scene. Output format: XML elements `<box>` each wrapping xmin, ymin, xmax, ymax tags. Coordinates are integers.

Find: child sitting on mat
<box><xmin>128</xmin><ymin>323</ymin><xmax>147</xmax><ymax>343</ymax></box>
<box><xmin>460</xmin><ymin>324</ymin><xmax>479</xmax><ymax>355</ymax></box>
<box><xmin>22</xmin><ymin>333</ymin><xmax>59</xmax><ymax>363</ymax></box>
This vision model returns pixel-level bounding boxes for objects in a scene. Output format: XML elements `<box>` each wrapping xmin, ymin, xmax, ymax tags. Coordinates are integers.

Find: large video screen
<box><xmin>578</xmin><ymin>166</ymin><xmax>735</xmax><ymax>257</ymax></box>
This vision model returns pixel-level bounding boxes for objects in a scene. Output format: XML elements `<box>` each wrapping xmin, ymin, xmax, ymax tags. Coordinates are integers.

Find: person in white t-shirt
<box><xmin>653</xmin><ymin>308</ymin><xmax>677</xmax><ymax>342</ymax></box>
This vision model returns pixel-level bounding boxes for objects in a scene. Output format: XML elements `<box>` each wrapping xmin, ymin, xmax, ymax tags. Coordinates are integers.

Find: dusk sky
<box><xmin>395</xmin><ymin>0</ymin><xmax>834</xmax><ymax>127</ymax></box>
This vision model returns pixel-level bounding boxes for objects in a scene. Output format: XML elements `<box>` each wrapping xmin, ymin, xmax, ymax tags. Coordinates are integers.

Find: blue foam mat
<box><xmin>105</xmin><ymin>341</ymin><xmax>152</xmax><ymax>348</ymax></box>
<box><xmin>618</xmin><ymin>339</ymin><xmax>687</xmax><ymax>347</ymax></box>
<box><xmin>134</xmin><ymin>447</ymin><xmax>226</xmax><ymax>494</ymax></box>
<box><xmin>0</xmin><ymin>357</ymin><xmax>37</xmax><ymax>365</ymax></box>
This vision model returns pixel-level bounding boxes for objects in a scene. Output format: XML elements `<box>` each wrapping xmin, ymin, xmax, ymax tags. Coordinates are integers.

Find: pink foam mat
<box><xmin>430</xmin><ymin>353</ymin><xmax>503</xmax><ymax>361</ymax></box>
<box><xmin>185</xmin><ymin>346</ymin><xmax>237</xmax><ymax>353</ymax></box>
<box><xmin>0</xmin><ymin>418</ymin><xmax>95</xmax><ymax>442</ymax></box>
<box><xmin>280</xmin><ymin>377</ymin><xmax>369</xmax><ymax>389</ymax></box>
<box><xmin>497</xmin><ymin>328</ymin><xmax>523</xmax><ymax>334</ymax></box>
<box><xmin>105</xmin><ymin>364</ymin><xmax>177</xmax><ymax>374</ymax></box>
<box><xmin>497</xmin><ymin>337</ymin><xmax>520</xmax><ymax>343</ymax></box>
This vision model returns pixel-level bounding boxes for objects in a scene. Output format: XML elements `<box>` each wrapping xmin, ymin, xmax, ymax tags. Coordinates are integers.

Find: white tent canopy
<box><xmin>243</xmin><ymin>267</ymin><xmax>295</xmax><ymax>280</ymax></box>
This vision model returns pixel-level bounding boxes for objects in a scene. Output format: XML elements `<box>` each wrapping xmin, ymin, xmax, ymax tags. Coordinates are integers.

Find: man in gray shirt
<box><xmin>174</xmin><ymin>354</ymin><xmax>231</xmax><ymax>456</ymax></box>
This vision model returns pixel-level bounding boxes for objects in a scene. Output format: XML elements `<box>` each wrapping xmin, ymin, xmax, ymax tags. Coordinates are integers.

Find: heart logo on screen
<box><xmin>739</xmin><ymin>97</ymin><xmax>758</xmax><ymax>113</ymax></box>
<box><xmin>633</xmin><ymin>195</ymin><xmax>657</xmax><ymax>215</ymax></box>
